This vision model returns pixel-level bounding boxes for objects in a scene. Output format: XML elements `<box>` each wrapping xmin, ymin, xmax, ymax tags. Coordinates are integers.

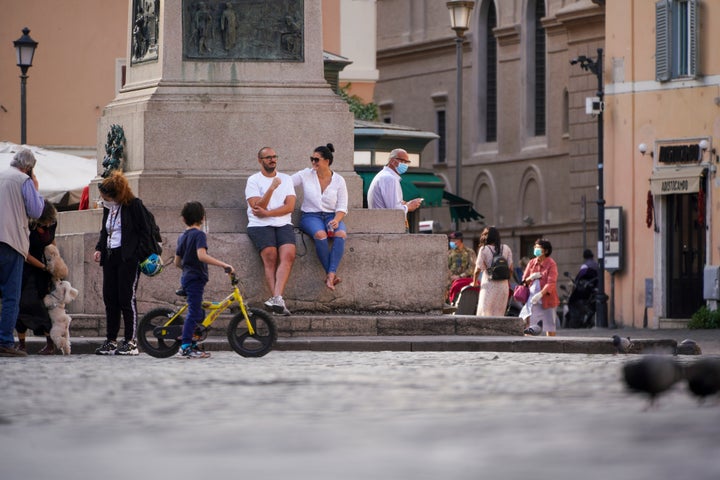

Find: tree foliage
<box><xmin>339</xmin><ymin>84</ymin><xmax>378</xmax><ymax>121</ymax></box>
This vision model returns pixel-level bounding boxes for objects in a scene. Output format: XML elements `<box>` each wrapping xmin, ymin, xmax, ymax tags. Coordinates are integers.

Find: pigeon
<box><xmin>612</xmin><ymin>335</ymin><xmax>633</xmax><ymax>354</ymax></box>
<box><xmin>675</xmin><ymin>339</ymin><xmax>702</xmax><ymax>356</ymax></box>
<box><xmin>622</xmin><ymin>356</ymin><xmax>684</xmax><ymax>408</ymax></box>
<box><xmin>685</xmin><ymin>358</ymin><xmax>720</xmax><ymax>403</ymax></box>
<box><xmin>524</xmin><ymin>324</ymin><xmax>542</xmax><ymax>336</ymax></box>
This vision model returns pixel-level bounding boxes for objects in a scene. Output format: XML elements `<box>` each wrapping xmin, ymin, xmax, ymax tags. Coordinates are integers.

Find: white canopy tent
<box><xmin>0</xmin><ymin>142</ymin><xmax>97</xmax><ymax>208</ymax></box>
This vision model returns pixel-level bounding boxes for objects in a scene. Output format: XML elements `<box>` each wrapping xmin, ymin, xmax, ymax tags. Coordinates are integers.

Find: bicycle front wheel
<box><xmin>227</xmin><ymin>308</ymin><xmax>277</xmax><ymax>357</ymax></box>
<box><xmin>138</xmin><ymin>308</ymin><xmax>184</xmax><ymax>358</ymax></box>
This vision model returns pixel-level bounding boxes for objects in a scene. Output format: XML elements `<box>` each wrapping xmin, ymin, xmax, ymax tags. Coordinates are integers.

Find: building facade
<box><xmin>375</xmin><ymin>0</ymin><xmax>605</xmax><ymax>292</ymax></box>
<box><xmin>605</xmin><ymin>0</ymin><xmax>720</xmax><ymax>328</ymax></box>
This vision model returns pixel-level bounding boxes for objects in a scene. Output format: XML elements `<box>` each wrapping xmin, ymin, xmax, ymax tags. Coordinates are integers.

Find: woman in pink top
<box><xmin>520</xmin><ymin>238</ymin><xmax>560</xmax><ymax>336</ymax></box>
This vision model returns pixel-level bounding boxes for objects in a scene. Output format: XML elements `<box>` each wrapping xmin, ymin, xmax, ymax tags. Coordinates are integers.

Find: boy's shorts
<box><xmin>247</xmin><ymin>225</ymin><xmax>296</xmax><ymax>252</ymax></box>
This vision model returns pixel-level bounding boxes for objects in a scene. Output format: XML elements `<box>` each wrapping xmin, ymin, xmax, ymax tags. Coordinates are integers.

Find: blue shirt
<box><xmin>176</xmin><ymin>228</ymin><xmax>209</xmax><ymax>285</ymax></box>
<box><xmin>22</xmin><ymin>177</ymin><xmax>44</xmax><ymax>219</ymax></box>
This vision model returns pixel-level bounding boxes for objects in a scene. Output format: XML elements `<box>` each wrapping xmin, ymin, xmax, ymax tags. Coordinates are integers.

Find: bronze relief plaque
<box><xmin>131</xmin><ymin>0</ymin><xmax>160</xmax><ymax>65</ymax></box>
<box><xmin>182</xmin><ymin>0</ymin><xmax>304</xmax><ymax>61</ymax></box>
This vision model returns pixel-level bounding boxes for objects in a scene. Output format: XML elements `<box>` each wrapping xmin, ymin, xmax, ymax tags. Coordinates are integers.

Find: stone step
<box><xmin>69</xmin><ymin>313</ymin><xmax>525</xmax><ymax>338</ymax></box>
<box><xmin>659</xmin><ymin>317</ymin><xmax>690</xmax><ymax>329</ymax></box>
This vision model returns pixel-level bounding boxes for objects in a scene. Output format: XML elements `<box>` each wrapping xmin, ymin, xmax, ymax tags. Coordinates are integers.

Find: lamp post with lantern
<box><xmin>13</xmin><ymin>27</ymin><xmax>39</xmax><ymax>146</ymax></box>
<box><xmin>446</xmin><ymin>1</ymin><xmax>475</xmax><ymax>207</ymax></box>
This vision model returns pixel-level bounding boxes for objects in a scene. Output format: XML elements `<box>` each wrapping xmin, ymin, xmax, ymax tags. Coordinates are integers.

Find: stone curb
<box><xmin>19</xmin><ymin>335</ymin><xmax>691</xmax><ymax>356</ymax></box>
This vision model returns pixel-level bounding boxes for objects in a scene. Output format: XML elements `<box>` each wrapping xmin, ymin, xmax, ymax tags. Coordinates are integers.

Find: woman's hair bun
<box><xmin>326</xmin><ymin>143</ymin><xmax>335</xmax><ymax>153</ymax></box>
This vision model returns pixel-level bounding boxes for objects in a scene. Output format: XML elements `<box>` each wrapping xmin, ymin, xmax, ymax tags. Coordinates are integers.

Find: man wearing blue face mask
<box><xmin>367</xmin><ymin>148</ymin><xmax>423</xmax><ymax>214</ymax></box>
<box><xmin>446</xmin><ymin>231</ymin><xmax>476</xmax><ymax>304</ymax></box>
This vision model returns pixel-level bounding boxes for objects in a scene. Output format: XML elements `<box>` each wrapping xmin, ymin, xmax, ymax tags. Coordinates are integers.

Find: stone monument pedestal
<box><xmin>55</xmin><ymin>0</ymin><xmax>448</xmax><ymax>322</ymax></box>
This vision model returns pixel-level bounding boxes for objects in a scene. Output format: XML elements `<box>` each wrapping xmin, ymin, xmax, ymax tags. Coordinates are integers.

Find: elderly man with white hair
<box><xmin>367</xmin><ymin>148</ymin><xmax>423</xmax><ymax>230</ymax></box>
<box><xmin>0</xmin><ymin>148</ymin><xmax>44</xmax><ymax>356</ymax></box>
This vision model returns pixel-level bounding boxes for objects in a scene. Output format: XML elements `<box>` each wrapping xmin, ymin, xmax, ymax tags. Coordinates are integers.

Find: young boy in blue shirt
<box><xmin>174</xmin><ymin>201</ymin><xmax>234</xmax><ymax>359</ymax></box>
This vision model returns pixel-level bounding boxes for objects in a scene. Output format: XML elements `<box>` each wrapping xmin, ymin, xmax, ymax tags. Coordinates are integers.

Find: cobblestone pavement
<box><xmin>1</xmin><ymin>351</ymin><xmax>719</xmax><ymax>480</ymax></box>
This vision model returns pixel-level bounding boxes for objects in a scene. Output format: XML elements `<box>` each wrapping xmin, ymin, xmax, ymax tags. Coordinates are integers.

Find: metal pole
<box><xmin>595</xmin><ymin>48</ymin><xmax>608</xmax><ymax>328</ymax></box>
<box><xmin>609</xmin><ymin>271</ymin><xmax>616</xmax><ymax>328</ymax></box>
<box><xmin>455</xmin><ymin>35</ymin><xmax>463</xmax><ymax>201</ymax></box>
<box><xmin>20</xmin><ymin>71</ymin><xmax>28</xmax><ymax>145</ymax></box>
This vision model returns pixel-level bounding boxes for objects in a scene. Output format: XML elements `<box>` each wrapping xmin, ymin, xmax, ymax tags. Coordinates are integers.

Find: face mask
<box><xmin>449</xmin><ymin>241</ymin><xmax>457</xmax><ymax>249</ymax></box>
<box><xmin>103</xmin><ymin>200</ymin><xmax>117</xmax><ymax>208</ymax></box>
<box><xmin>396</xmin><ymin>162</ymin><xmax>409</xmax><ymax>175</ymax></box>
<box><xmin>533</xmin><ymin>247</ymin><xmax>543</xmax><ymax>257</ymax></box>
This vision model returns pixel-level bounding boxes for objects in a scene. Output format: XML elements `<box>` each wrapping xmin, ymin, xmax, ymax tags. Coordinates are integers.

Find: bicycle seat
<box><xmin>175</xmin><ymin>287</ymin><xmax>187</xmax><ymax>297</ymax></box>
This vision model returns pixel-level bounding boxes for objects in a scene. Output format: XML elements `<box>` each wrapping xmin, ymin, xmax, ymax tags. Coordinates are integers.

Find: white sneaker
<box><xmin>264</xmin><ymin>296</ymin><xmax>277</xmax><ymax>310</ymax></box>
<box><xmin>272</xmin><ymin>296</ymin><xmax>291</xmax><ymax>316</ymax></box>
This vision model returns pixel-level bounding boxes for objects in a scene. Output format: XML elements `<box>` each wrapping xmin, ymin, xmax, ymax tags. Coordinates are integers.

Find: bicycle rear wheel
<box><xmin>138</xmin><ymin>308</ymin><xmax>184</xmax><ymax>358</ymax></box>
<box><xmin>227</xmin><ymin>308</ymin><xmax>277</xmax><ymax>357</ymax></box>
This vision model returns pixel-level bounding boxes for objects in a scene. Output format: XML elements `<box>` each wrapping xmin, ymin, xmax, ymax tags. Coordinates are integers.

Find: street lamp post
<box><xmin>446</xmin><ymin>1</ymin><xmax>475</xmax><ymax>208</ymax></box>
<box><xmin>13</xmin><ymin>27</ymin><xmax>39</xmax><ymax>146</ymax></box>
<box><xmin>570</xmin><ymin>48</ymin><xmax>608</xmax><ymax>328</ymax></box>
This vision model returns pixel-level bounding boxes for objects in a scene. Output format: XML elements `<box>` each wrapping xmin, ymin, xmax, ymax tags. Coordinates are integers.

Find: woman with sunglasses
<box><xmin>292</xmin><ymin>143</ymin><xmax>348</xmax><ymax>290</ymax></box>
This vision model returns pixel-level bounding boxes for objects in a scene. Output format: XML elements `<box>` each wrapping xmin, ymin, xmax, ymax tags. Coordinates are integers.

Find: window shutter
<box><xmin>655</xmin><ymin>0</ymin><xmax>671</xmax><ymax>82</ymax></box>
<box><xmin>689</xmin><ymin>0</ymin><xmax>699</xmax><ymax>77</ymax></box>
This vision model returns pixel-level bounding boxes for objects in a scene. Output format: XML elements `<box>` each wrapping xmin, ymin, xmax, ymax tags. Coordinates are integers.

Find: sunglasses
<box><xmin>260</xmin><ymin>155</ymin><xmax>278</xmax><ymax>160</ymax></box>
<box><xmin>310</xmin><ymin>157</ymin><xmax>322</xmax><ymax>163</ymax></box>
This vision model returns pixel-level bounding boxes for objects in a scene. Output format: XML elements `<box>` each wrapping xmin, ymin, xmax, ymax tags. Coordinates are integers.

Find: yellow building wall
<box><xmin>605</xmin><ymin>1</ymin><xmax>720</xmax><ymax>327</ymax></box>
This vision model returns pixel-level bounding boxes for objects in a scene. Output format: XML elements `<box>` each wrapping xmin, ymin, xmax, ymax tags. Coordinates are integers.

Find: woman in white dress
<box><xmin>472</xmin><ymin>227</ymin><xmax>513</xmax><ymax>316</ymax></box>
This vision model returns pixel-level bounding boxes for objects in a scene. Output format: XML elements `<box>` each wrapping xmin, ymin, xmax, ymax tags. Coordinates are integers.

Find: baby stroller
<box><xmin>448</xmin><ymin>278</ymin><xmax>478</xmax><ymax>315</ymax></box>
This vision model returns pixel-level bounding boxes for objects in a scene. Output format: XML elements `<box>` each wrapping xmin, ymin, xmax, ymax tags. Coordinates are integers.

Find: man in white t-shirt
<box><xmin>367</xmin><ymin>148</ymin><xmax>423</xmax><ymax>222</ymax></box>
<box><xmin>245</xmin><ymin>147</ymin><xmax>296</xmax><ymax>315</ymax></box>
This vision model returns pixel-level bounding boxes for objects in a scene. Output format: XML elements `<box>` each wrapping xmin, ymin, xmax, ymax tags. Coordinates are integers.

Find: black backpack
<box><xmin>137</xmin><ymin>200</ymin><xmax>163</xmax><ymax>258</ymax></box>
<box><xmin>487</xmin><ymin>246</ymin><xmax>510</xmax><ymax>280</ymax></box>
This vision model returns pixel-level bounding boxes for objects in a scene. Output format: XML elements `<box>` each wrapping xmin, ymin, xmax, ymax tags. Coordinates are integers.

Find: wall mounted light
<box><xmin>638</xmin><ymin>143</ymin><xmax>653</xmax><ymax>158</ymax></box>
<box><xmin>698</xmin><ymin>139</ymin><xmax>717</xmax><ymax>162</ymax></box>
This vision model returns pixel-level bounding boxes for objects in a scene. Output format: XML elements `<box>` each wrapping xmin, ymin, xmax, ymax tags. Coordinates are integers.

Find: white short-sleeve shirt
<box><xmin>245</xmin><ymin>171</ymin><xmax>296</xmax><ymax>227</ymax></box>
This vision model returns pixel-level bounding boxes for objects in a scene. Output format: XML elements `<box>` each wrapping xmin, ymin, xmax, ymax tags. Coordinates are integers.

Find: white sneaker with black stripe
<box><xmin>95</xmin><ymin>339</ymin><xmax>117</xmax><ymax>355</ymax></box>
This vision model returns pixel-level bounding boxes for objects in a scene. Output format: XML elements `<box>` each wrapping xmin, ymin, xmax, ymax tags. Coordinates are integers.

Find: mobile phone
<box><xmin>26</xmin><ymin>167</ymin><xmax>33</xmax><ymax>178</ymax></box>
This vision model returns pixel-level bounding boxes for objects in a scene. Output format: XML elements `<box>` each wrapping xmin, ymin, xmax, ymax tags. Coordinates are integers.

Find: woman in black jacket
<box><xmin>93</xmin><ymin>171</ymin><xmax>153</xmax><ymax>355</ymax></box>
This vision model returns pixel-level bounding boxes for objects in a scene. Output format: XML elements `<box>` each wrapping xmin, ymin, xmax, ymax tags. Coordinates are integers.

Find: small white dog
<box><xmin>44</xmin><ymin>244</ymin><xmax>69</xmax><ymax>281</ymax></box>
<box><xmin>43</xmin><ymin>280</ymin><xmax>79</xmax><ymax>355</ymax></box>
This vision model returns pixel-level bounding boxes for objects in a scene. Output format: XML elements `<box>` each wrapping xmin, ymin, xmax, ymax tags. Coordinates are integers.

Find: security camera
<box><xmin>585</xmin><ymin>97</ymin><xmax>603</xmax><ymax>115</ymax></box>
<box><xmin>638</xmin><ymin>143</ymin><xmax>647</xmax><ymax>155</ymax></box>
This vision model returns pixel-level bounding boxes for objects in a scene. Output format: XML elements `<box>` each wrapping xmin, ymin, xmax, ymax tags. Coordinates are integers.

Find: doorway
<box><xmin>665</xmin><ymin>192</ymin><xmax>705</xmax><ymax>317</ymax></box>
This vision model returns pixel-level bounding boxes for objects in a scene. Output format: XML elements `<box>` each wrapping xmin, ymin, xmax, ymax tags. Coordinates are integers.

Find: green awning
<box><xmin>356</xmin><ymin>169</ymin><xmax>445</xmax><ymax>207</ymax></box>
<box><xmin>356</xmin><ymin>168</ymin><xmax>484</xmax><ymax>223</ymax></box>
<box><xmin>444</xmin><ymin>191</ymin><xmax>484</xmax><ymax>222</ymax></box>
